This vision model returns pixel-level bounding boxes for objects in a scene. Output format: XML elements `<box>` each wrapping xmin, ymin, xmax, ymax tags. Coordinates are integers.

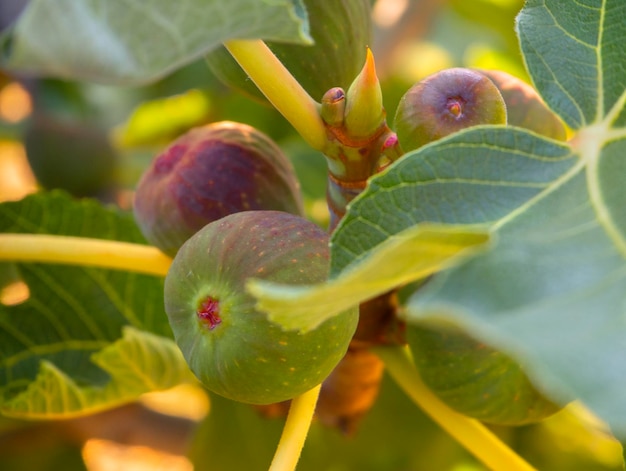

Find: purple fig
<box><xmin>164</xmin><ymin>210</ymin><xmax>359</xmax><ymax>405</ymax></box>
<box><xmin>133</xmin><ymin>121</ymin><xmax>304</xmax><ymax>256</ymax></box>
<box><xmin>477</xmin><ymin>69</ymin><xmax>567</xmax><ymax>141</ymax></box>
<box><xmin>394</xmin><ymin>68</ymin><xmax>507</xmax><ymax>152</ymax></box>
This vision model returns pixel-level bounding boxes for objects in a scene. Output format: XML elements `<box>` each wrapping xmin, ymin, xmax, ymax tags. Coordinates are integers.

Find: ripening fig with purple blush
<box><xmin>133</xmin><ymin>121</ymin><xmax>304</xmax><ymax>256</ymax></box>
<box><xmin>394</xmin><ymin>68</ymin><xmax>507</xmax><ymax>153</ymax></box>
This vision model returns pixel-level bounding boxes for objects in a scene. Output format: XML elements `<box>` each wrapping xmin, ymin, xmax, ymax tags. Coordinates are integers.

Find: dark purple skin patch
<box><xmin>197</xmin><ymin>296</ymin><xmax>221</xmax><ymax>330</ymax></box>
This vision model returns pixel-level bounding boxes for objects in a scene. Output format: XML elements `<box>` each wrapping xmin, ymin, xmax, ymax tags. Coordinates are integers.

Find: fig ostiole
<box><xmin>164</xmin><ymin>210</ymin><xmax>359</xmax><ymax>405</ymax></box>
<box><xmin>133</xmin><ymin>121</ymin><xmax>304</xmax><ymax>256</ymax></box>
<box><xmin>394</xmin><ymin>68</ymin><xmax>507</xmax><ymax>153</ymax></box>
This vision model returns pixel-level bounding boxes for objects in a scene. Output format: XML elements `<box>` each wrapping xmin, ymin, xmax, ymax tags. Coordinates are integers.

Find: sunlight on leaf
<box><xmin>0</xmin><ymin>192</ymin><xmax>173</xmax><ymax>416</ymax></box>
<box><xmin>248</xmin><ymin>224</ymin><xmax>489</xmax><ymax>333</ymax></box>
<box><xmin>516</xmin><ymin>0</ymin><xmax>626</xmax><ymax>129</ymax></box>
<box><xmin>1</xmin><ymin>327</ymin><xmax>194</xmax><ymax>419</ymax></box>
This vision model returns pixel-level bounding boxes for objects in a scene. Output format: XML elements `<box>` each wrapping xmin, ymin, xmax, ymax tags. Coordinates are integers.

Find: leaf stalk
<box><xmin>374</xmin><ymin>345</ymin><xmax>537</xmax><ymax>471</ymax></box>
<box><xmin>0</xmin><ymin>234</ymin><xmax>171</xmax><ymax>277</ymax></box>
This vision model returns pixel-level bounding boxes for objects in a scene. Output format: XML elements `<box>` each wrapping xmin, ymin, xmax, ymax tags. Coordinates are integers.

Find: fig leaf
<box><xmin>1</xmin><ymin>327</ymin><xmax>193</xmax><ymax>419</ymax></box>
<box><xmin>517</xmin><ymin>0</ymin><xmax>626</xmax><ymax>130</ymax></box>
<box><xmin>330</xmin><ymin>0</ymin><xmax>626</xmax><ymax>438</ymax></box>
<box><xmin>0</xmin><ymin>0</ymin><xmax>310</xmax><ymax>85</ymax></box>
<box><xmin>247</xmin><ymin>223</ymin><xmax>489</xmax><ymax>333</ymax></box>
<box><xmin>205</xmin><ymin>0</ymin><xmax>371</xmax><ymax>102</ymax></box>
<box><xmin>0</xmin><ymin>191</ymin><xmax>174</xmax><ymax>417</ymax></box>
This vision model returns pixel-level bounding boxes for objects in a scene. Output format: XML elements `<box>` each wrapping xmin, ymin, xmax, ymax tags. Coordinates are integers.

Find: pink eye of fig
<box><xmin>393</xmin><ymin>68</ymin><xmax>507</xmax><ymax>153</ymax></box>
<box><xmin>197</xmin><ymin>296</ymin><xmax>221</xmax><ymax>330</ymax></box>
<box><xmin>164</xmin><ymin>210</ymin><xmax>359</xmax><ymax>405</ymax></box>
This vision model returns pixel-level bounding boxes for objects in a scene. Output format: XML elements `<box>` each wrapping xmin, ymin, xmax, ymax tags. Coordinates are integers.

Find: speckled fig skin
<box><xmin>477</xmin><ymin>69</ymin><xmax>567</xmax><ymax>141</ymax></box>
<box><xmin>133</xmin><ymin>121</ymin><xmax>304</xmax><ymax>256</ymax></box>
<box><xmin>164</xmin><ymin>211</ymin><xmax>359</xmax><ymax>405</ymax></box>
<box><xmin>394</xmin><ymin>68</ymin><xmax>507</xmax><ymax>153</ymax></box>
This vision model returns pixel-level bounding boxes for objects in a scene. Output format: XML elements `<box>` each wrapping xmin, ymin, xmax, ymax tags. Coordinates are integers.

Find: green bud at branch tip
<box><xmin>343</xmin><ymin>48</ymin><xmax>385</xmax><ymax>139</ymax></box>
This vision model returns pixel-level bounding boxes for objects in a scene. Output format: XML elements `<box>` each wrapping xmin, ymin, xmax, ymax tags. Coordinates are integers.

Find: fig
<box><xmin>133</xmin><ymin>121</ymin><xmax>304</xmax><ymax>256</ymax></box>
<box><xmin>24</xmin><ymin>112</ymin><xmax>118</xmax><ymax>197</ymax></box>
<box><xmin>205</xmin><ymin>0</ymin><xmax>371</xmax><ymax>102</ymax></box>
<box><xmin>164</xmin><ymin>210</ymin><xmax>359</xmax><ymax>404</ymax></box>
<box><xmin>477</xmin><ymin>69</ymin><xmax>567</xmax><ymax>140</ymax></box>
<box><xmin>23</xmin><ymin>79</ymin><xmax>120</xmax><ymax>198</ymax></box>
<box><xmin>394</xmin><ymin>68</ymin><xmax>507</xmax><ymax>152</ymax></box>
<box><xmin>408</xmin><ymin>324</ymin><xmax>560</xmax><ymax>425</ymax></box>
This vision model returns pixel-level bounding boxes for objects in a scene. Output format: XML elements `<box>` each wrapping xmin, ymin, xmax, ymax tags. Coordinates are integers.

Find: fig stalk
<box><xmin>268</xmin><ymin>385</ymin><xmax>321</xmax><ymax>471</ymax></box>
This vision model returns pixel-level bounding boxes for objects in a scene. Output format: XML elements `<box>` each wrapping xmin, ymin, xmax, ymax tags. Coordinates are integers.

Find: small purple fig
<box><xmin>394</xmin><ymin>68</ymin><xmax>507</xmax><ymax>152</ymax></box>
<box><xmin>164</xmin><ymin>210</ymin><xmax>359</xmax><ymax>405</ymax></box>
<box><xmin>133</xmin><ymin>121</ymin><xmax>304</xmax><ymax>256</ymax></box>
<box><xmin>477</xmin><ymin>69</ymin><xmax>567</xmax><ymax>141</ymax></box>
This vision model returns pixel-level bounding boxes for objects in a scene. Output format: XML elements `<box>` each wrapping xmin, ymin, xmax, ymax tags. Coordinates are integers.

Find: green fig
<box><xmin>408</xmin><ymin>324</ymin><xmax>560</xmax><ymax>425</ymax></box>
<box><xmin>205</xmin><ymin>0</ymin><xmax>371</xmax><ymax>102</ymax></box>
<box><xmin>133</xmin><ymin>121</ymin><xmax>304</xmax><ymax>256</ymax></box>
<box><xmin>477</xmin><ymin>69</ymin><xmax>567</xmax><ymax>140</ymax></box>
<box><xmin>394</xmin><ymin>68</ymin><xmax>507</xmax><ymax>153</ymax></box>
<box><xmin>24</xmin><ymin>112</ymin><xmax>117</xmax><ymax>197</ymax></box>
<box><xmin>164</xmin><ymin>210</ymin><xmax>359</xmax><ymax>405</ymax></box>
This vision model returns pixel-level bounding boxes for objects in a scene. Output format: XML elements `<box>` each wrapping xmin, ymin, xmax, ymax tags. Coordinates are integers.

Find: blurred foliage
<box><xmin>0</xmin><ymin>0</ymin><xmax>623</xmax><ymax>470</ymax></box>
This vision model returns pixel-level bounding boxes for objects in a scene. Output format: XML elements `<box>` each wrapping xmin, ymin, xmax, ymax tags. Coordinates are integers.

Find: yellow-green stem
<box><xmin>374</xmin><ymin>345</ymin><xmax>537</xmax><ymax>471</ymax></box>
<box><xmin>224</xmin><ymin>39</ymin><xmax>327</xmax><ymax>152</ymax></box>
<box><xmin>269</xmin><ymin>384</ymin><xmax>321</xmax><ymax>471</ymax></box>
<box><xmin>0</xmin><ymin>234</ymin><xmax>171</xmax><ymax>277</ymax></box>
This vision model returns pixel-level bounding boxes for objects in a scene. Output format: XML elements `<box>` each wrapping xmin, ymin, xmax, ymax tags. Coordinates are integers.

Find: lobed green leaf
<box><xmin>343</xmin><ymin>0</ymin><xmax>626</xmax><ymax>437</ymax></box>
<box><xmin>1</xmin><ymin>327</ymin><xmax>193</xmax><ymax>419</ymax></box>
<box><xmin>517</xmin><ymin>0</ymin><xmax>626</xmax><ymax>129</ymax></box>
<box><xmin>0</xmin><ymin>192</ymin><xmax>178</xmax><ymax>418</ymax></box>
<box><xmin>0</xmin><ymin>0</ymin><xmax>310</xmax><ymax>85</ymax></box>
<box><xmin>331</xmin><ymin>126</ymin><xmax>578</xmax><ymax>274</ymax></box>
<box><xmin>407</xmin><ymin>165</ymin><xmax>626</xmax><ymax>434</ymax></box>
